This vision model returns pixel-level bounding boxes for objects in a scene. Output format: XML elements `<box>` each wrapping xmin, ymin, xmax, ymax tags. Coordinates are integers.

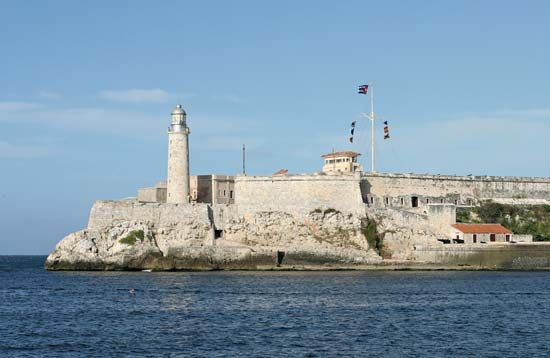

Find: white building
<box><xmin>321</xmin><ymin>151</ymin><xmax>363</xmax><ymax>174</ymax></box>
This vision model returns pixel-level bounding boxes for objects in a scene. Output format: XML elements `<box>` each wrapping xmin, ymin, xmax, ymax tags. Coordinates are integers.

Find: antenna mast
<box><xmin>370</xmin><ymin>83</ymin><xmax>375</xmax><ymax>173</ymax></box>
<box><xmin>242</xmin><ymin>144</ymin><xmax>246</xmax><ymax>175</ymax></box>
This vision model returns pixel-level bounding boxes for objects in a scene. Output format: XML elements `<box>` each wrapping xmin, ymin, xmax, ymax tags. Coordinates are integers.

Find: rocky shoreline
<box><xmin>45</xmin><ymin>200</ymin><xmax>550</xmax><ymax>271</ymax></box>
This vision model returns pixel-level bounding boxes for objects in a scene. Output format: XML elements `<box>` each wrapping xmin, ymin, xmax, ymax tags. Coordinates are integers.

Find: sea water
<box><xmin>1</xmin><ymin>256</ymin><xmax>549</xmax><ymax>357</ymax></box>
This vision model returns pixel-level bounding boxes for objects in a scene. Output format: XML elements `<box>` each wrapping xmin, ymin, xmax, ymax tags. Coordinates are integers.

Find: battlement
<box><xmin>234</xmin><ymin>173</ymin><xmax>364</xmax><ymax>216</ymax></box>
<box><xmin>360</xmin><ymin>172</ymin><xmax>550</xmax><ymax>209</ymax></box>
<box><xmin>362</xmin><ymin>172</ymin><xmax>550</xmax><ymax>184</ymax></box>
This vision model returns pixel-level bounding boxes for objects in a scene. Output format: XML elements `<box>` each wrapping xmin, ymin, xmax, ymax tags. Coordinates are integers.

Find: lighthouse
<box><xmin>167</xmin><ymin>104</ymin><xmax>190</xmax><ymax>204</ymax></box>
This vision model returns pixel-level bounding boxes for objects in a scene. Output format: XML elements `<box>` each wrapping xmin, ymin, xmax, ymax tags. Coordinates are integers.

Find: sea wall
<box><xmin>363</xmin><ymin>173</ymin><xmax>550</xmax><ymax>207</ymax></box>
<box><xmin>413</xmin><ymin>243</ymin><xmax>550</xmax><ymax>269</ymax></box>
<box><xmin>234</xmin><ymin>173</ymin><xmax>365</xmax><ymax>216</ymax></box>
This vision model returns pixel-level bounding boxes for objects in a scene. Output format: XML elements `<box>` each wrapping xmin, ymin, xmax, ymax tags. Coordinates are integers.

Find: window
<box><xmin>230</xmin><ymin>190</ymin><xmax>233</xmax><ymax>199</ymax></box>
<box><xmin>370</xmin><ymin>197</ymin><xmax>374</xmax><ymax>204</ymax></box>
<box><xmin>441</xmin><ymin>199</ymin><xmax>444</xmax><ymax>203</ymax></box>
<box><xmin>426</xmin><ymin>199</ymin><xmax>430</xmax><ymax>204</ymax></box>
<box><xmin>400</xmin><ymin>198</ymin><xmax>404</xmax><ymax>205</ymax></box>
<box><xmin>223</xmin><ymin>190</ymin><xmax>226</xmax><ymax>196</ymax></box>
<box><xmin>385</xmin><ymin>197</ymin><xmax>389</xmax><ymax>205</ymax></box>
<box><xmin>505</xmin><ymin>234</ymin><xmax>510</xmax><ymax>242</ymax></box>
<box><xmin>490</xmin><ymin>234</ymin><xmax>496</xmax><ymax>242</ymax></box>
<box><xmin>473</xmin><ymin>234</ymin><xmax>477</xmax><ymax>243</ymax></box>
<box><xmin>454</xmin><ymin>200</ymin><xmax>458</xmax><ymax>205</ymax></box>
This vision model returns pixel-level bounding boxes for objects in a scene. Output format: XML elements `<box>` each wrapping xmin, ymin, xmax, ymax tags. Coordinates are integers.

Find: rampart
<box><xmin>87</xmin><ymin>200</ymin><xmax>212</xmax><ymax>230</ymax></box>
<box><xmin>234</xmin><ymin>173</ymin><xmax>365</xmax><ymax>216</ymax></box>
<box><xmin>362</xmin><ymin>173</ymin><xmax>550</xmax><ymax>207</ymax></box>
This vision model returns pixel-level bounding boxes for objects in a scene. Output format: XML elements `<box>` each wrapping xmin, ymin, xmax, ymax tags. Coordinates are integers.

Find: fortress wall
<box><xmin>363</xmin><ymin>173</ymin><xmax>550</xmax><ymax>206</ymax></box>
<box><xmin>234</xmin><ymin>174</ymin><xmax>365</xmax><ymax>216</ymax></box>
<box><xmin>212</xmin><ymin>204</ymin><xmax>239</xmax><ymax>230</ymax></box>
<box><xmin>413</xmin><ymin>243</ymin><xmax>550</xmax><ymax>269</ymax></box>
<box><xmin>87</xmin><ymin>200</ymin><xmax>212</xmax><ymax>230</ymax></box>
<box><xmin>371</xmin><ymin>204</ymin><xmax>455</xmax><ymax>237</ymax></box>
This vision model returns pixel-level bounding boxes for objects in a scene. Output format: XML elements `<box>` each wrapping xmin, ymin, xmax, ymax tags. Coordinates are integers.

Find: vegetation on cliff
<box><xmin>118</xmin><ymin>230</ymin><xmax>145</xmax><ymax>245</ymax></box>
<box><xmin>457</xmin><ymin>202</ymin><xmax>550</xmax><ymax>241</ymax></box>
<box><xmin>361</xmin><ymin>218</ymin><xmax>387</xmax><ymax>256</ymax></box>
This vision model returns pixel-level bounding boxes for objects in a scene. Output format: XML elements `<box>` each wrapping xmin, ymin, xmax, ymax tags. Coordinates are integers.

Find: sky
<box><xmin>1</xmin><ymin>0</ymin><xmax>549</xmax><ymax>254</ymax></box>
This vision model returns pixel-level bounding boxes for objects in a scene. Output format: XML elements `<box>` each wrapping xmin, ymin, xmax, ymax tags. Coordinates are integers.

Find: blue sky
<box><xmin>1</xmin><ymin>1</ymin><xmax>549</xmax><ymax>254</ymax></box>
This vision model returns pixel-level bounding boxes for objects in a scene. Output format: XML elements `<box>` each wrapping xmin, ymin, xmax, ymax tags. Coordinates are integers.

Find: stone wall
<box><xmin>137</xmin><ymin>187</ymin><xmax>167</xmax><ymax>203</ymax></box>
<box><xmin>234</xmin><ymin>173</ymin><xmax>364</xmax><ymax>216</ymax></box>
<box><xmin>413</xmin><ymin>243</ymin><xmax>550</xmax><ymax>269</ymax></box>
<box><xmin>362</xmin><ymin>173</ymin><xmax>550</xmax><ymax>209</ymax></box>
<box><xmin>87</xmin><ymin>200</ymin><xmax>212</xmax><ymax>230</ymax></box>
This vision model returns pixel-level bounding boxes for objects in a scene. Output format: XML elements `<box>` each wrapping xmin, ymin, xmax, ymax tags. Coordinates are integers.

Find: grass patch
<box><xmin>310</xmin><ymin>208</ymin><xmax>342</xmax><ymax>216</ymax></box>
<box><xmin>361</xmin><ymin>217</ymin><xmax>384</xmax><ymax>254</ymax></box>
<box><xmin>118</xmin><ymin>230</ymin><xmax>145</xmax><ymax>245</ymax></box>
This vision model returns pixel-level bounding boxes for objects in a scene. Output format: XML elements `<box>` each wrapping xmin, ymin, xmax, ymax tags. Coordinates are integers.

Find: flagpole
<box><xmin>370</xmin><ymin>83</ymin><xmax>375</xmax><ymax>173</ymax></box>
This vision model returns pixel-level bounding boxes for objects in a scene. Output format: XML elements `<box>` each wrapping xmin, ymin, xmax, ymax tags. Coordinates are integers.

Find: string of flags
<box><xmin>351</xmin><ymin>84</ymin><xmax>391</xmax><ymax>141</ymax></box>
<box><xmin>349</xmin><ymin>121</ymin><xmax>356</xmax><ymax>143</ymax></box>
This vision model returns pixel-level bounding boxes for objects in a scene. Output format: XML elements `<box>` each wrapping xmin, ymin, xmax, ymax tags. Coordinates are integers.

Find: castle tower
<box><xmin>167</xmin><ymin>104</ymin><xmax>190</xmax><ymax>204</ymax></box>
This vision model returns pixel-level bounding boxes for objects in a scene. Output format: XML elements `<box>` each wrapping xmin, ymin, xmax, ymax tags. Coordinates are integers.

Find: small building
<box><xmin>138</xmin><ymin>175</ymin><xmax>235</xmax><ymax>204</ymax></box>
<box><xmin>450</xmin><ymin>224</ymin><xmax>512</xmax><ymax>244</ymax></box>
<box><xmin>137</xmin><ymin>181</ymin><xmax>167</xmax><ymax>203</ymax></box>
<box><xmin>190</xmin><ymin>175</ymin><xmax>235</xmax><ymax>204</ymax></box>
<box><xmin>321</xmin><ymin>151</ymin><xmax>363</xmax><ymax>174</ymax></box>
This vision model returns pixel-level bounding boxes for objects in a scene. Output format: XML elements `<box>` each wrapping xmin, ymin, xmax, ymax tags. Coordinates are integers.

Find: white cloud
<box><xmin>99</xmin><ymin>88</ymin><xmax>172</xmax><ymax>103</ymax></box>
<box><xmin>211</xmin><ymin>94</ymin><xmax>243</xmax><ymax>104</ymax></box>
<box><xmin>0</xmin><ymin>141</ymin><xmax>52</xmax><ymax>158</ymax></box>
<box><xmin>0</xmin><ymin>102</ymin><xmax>42</xmax><ymax>112</ymax></box>
<box><xmin>38</xmin><ymin>91</ymin><xmax>62</xmax><ymax>100</ymax></box>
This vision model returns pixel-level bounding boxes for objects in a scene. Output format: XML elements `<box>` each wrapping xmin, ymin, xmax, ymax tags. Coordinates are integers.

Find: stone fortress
<box><xmin>46</xmin><ymin>105</ymin><xmax>550</xmax><ymax>271</ymax></box>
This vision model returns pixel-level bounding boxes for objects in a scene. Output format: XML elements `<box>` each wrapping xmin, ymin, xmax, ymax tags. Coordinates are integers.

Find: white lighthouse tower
<box><xmin>167</xmin><ymin>104</ymin><xmax>190</xmax><ymax>204</ymax></box>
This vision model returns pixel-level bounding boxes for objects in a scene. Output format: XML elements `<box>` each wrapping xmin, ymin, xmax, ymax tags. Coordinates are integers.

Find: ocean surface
<box><xmin>1</xmin><ymin>256</ymin><xmax>550</xmax><ymax>357</ymax></box>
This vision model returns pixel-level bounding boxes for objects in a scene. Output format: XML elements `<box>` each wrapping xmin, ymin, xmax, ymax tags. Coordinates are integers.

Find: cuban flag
<box><xmin>358</xmin><ymin>85</ymin><xmax>369</xmax><ymax>94</ymax></box>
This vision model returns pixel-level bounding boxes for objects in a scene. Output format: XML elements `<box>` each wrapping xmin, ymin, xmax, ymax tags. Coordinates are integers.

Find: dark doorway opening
<box><xmin>214</xmin><ymin>229</ymin><xmax>223</xmax><ymax>239</ymax></box>
<box><xmin>276</xmin><ymin>251</ymin><xmax>285</xmax><ymax>266</ymax></box>
<box><xmin>473</xmin><ymin>234</ymin><xmax>477</xmax><ymax>243</ymax></box>
<box><xmin>411</xmin><ymin>196</ymin><xmax>419</xmax><ymax>208</ymax></box>
<box><xmin>490</xmin><ymin>234</ymin><xmax>496</xmax><ymax>242</ymax></box>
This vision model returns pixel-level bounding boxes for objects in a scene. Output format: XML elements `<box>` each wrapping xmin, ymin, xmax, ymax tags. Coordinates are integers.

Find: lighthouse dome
<box><xmin>171</xmin><ymin>104</ymin><xmax>186</xmax><ymax>115</ymax></box>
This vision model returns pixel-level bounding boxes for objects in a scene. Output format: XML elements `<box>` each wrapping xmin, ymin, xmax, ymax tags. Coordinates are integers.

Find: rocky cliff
<box><xmin>46</xmin><ymin>201</ymin><xmax>394</xmax><ymax>270</ymax></box>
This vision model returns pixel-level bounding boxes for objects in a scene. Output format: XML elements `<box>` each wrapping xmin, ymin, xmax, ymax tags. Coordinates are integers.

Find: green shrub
<box><xmin>118</xmin><ymin>230</ymin><xmax>145</xmax><ymax>245</ymax></box>
<box><xmin>361</xmin><ymin>218</ymin><xmax>383</xmax><ymax>252</ymax></box>
<box><xmin>461</xmin><ymin>202</ymin><xmax>550</xmax><ymax>241</ymax></box>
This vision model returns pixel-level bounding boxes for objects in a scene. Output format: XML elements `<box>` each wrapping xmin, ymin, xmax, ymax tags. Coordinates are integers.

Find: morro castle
<box><xmin>46</xmin><ymin>105</ymin><xmax>550</xmax><ymax>271</ymax></box>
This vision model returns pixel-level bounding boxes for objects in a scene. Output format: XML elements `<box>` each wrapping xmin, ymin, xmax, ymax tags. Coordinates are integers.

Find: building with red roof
<box><xmin>451</xmin><ymin>223</ymin><xmax>512</xmax><ymax>244</ymax></box>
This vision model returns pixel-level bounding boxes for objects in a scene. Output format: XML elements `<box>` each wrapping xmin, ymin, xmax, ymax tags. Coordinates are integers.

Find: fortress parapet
<box><xmin>362</xmin><ymin>172</ymin><xmax>550</xmax><ymax>209</ymax></box>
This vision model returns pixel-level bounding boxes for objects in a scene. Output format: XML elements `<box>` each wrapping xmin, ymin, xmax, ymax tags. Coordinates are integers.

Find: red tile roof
<box><xmin>272</xmin><ymin>169</ymin><xmax>289</xmax><ymax>176</ymax></box>
<box><xmin>321</xmin><ymin>151</ymin><xmax>361</xmax><ymax>159</ymax></box>
<box><xmin>452</xmin><ymin>224</ymin><xmax>512</xmax><ymax>234</ymax></box>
